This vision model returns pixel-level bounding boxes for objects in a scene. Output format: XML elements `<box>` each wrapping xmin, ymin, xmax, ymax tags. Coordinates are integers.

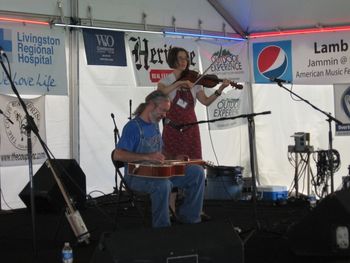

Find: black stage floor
<box><xmin>0</xmin><ymin>194</ymin><xmax>349</xmax><ymax>263</ymax></box>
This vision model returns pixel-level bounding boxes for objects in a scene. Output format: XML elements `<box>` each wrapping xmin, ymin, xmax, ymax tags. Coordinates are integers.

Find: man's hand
<box><xmin>175</xmin><ymin>154</ymin><xmax>190</xmax><ymax>161</ymax></box>
<box><xmin>147</xmin><ymin>152</ymin><xmax>165</xmax><ymax>163</ymax></box>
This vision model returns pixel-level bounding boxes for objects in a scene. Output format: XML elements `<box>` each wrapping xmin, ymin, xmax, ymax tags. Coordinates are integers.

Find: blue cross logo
<box><xmin>0</xmin><ymin>28</ymin><xmax>12</xmax><ymax>53</ymax></box>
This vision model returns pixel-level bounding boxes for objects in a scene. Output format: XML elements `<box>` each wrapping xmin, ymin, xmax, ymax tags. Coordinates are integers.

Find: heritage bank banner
<box><xmin>127</xmin><ymin>33</ymin><xmax>198</xmax><ymax>87</ymax></box>
<box><xmin>251</xmin><ymin>31</ymin><xmax>350</xmax><ymax>85</ymax></box>
<box><xmin>0</xmin><ymin>24</ymin><xmax>67</xmax><ymax>95</ymax></box>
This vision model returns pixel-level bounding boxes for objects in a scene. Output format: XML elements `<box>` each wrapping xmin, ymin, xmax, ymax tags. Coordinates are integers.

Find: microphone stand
<box><xmin>177</xmin><ymin>111</ymin><xmax>271</xmax><ymax>242</ymax></box>
<box><xmin>0</xmin><ymin>55</ymin><xmax>39</xmax><ymax>256</ymax></box>
<box><xmin>1</xmin><ymin>54</ymin><xmax>90</xmax><ymax>255</ymax></box>
<box><xmin>179</xmin><ymin>111</ymin><xmax>271</xmax><ymax>201</ymax></box>
<box><xmin>273</xmin><ymin>80</ymin><xmax>343</xmax><ymax>194</ymax></box>
<box><xmin>0</xmin><ymin>109</ymin><xmax>14</xmax><ymax>214</ymax></box>
<box><xmin>128</xmin><ymin>99</ymin><xmax>132</xmax><ymax>120</ymax></box>
<box><xmin>0</xmin><ymin>109</ymin><xmax>14</xmax><ymax>124</ymax></box>
<box><xmin>111</xmin><ymin>113</ymin><xmax>120</xmax><ymax>193</ymax></box>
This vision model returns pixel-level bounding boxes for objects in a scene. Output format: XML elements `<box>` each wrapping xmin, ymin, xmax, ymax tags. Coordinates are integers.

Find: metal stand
<box><xmin>0</xmin><ymin>52</ymin><xmax>91</xmax><ymax>254</ymax></box>
<box><xmin>111</xmin><ymin>113</ymin><xmax>120</xmax><ymax>193</ymax></box>
<box><xmin>272</xmin><ymin>79</ymin><xmax>343</xmax><ymax>194</ymax></box>
<box><xmin>175</xmin><ymin>110</ymin><xmax>272</xmax><ymax>242</ymax></box>
<box><xmin>0</xmin><ymin>56</ymin><xmax>39</xmax><ymax>256</ymax></box>
<box><xmin>0</xmin><ymin>109</ymin><xmax>14</xmax><ymax>214</ymax></box>
<box><xmin>290</xmin><ymin>150</ymin><xmax>314</xmax><ymax>197</ymax></box>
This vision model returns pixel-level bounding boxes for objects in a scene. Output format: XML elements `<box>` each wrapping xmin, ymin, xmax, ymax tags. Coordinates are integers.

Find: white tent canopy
<box><xmin>0</xmin><ymin>0</ymin><xmax>349</xmax><ymax>209</ymax></box>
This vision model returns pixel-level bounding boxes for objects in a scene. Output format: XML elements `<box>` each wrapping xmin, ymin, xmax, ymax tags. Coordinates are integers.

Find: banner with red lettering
<box><xmin>198</xmin><ymin>41</ymin><xmax>249</xmax><ymax>82</ymax></box>
<box><xmin>127</xmin><ymin>33</ymin><xmax>198</xmax><ymax>86</ymax></box>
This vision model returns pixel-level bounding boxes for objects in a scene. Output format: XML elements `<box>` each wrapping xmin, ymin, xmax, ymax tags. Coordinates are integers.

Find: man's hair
<box><xmin>167</xmin><ymin>47</ymin><xmax>190</xmax><ymax>70</ymax></box>
<box><xmin>133</xmin><ymin>90</ymin><xmax>169</xmax><ymax>116</ymax></box>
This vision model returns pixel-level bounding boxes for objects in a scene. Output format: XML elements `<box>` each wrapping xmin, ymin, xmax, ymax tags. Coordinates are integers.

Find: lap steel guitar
<box><xmin>128</xmin><ymin>159</ymin><xmax>206</xmax><ymax>178</ymax></box>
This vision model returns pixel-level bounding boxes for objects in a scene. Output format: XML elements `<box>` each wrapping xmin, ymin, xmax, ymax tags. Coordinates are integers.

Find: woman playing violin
<box><xmin>157</xmin><ymin>46</ymin><xmax>230</xmax><ymax>160</ymax></box>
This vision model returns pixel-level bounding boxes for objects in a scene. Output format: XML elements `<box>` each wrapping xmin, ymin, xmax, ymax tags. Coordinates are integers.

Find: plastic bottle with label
<box><xmin>62</xmin><ymin>242</ymin><xmax>73</xmax><ymax>263</ymax></box>
<box><xmin>309</xmin><ymin>191</ymin><xmax>317</xmax><ymax>209</ymax></box>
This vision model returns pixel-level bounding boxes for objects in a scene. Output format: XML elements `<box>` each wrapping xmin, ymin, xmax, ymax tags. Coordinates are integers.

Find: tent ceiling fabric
<box><xmin>210</xmin><ymin>0</ymin><xmax>350</xmax><ymax>34</ymax></box>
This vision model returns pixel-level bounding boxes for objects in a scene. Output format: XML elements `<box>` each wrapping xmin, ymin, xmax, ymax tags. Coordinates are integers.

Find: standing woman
<box><xmin>158</xmin><ymin>46</ymin><xmax>230</xmax><ymax>160</ymax></box>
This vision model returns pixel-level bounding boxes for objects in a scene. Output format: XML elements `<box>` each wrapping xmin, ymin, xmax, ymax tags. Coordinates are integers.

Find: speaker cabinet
<box><xmin>287</xmin><ymin>189</ymin><xmax>350</xmax><ymax>257</ymax></box>
<box><xmin>90</xmin><ymin>221</ymin><xmax>243</xmax><ymax>263</ymax></box>
<box><xmin>19</xmin><ymin>159</ymin><xmax>86</xmax><ymax>213</ymax></box>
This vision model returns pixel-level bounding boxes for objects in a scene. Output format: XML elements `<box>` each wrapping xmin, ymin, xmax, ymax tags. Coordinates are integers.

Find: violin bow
<box><xmin>192</xmin><ymin>45</ymin><xmax>223</xmax><ymax>86</ymax></box>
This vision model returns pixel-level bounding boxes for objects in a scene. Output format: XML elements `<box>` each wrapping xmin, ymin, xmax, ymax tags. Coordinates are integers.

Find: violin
<box><xmin>179</xmin><ymin>70</ymin><xmax>243</xmax><ymax>90</ymax></box>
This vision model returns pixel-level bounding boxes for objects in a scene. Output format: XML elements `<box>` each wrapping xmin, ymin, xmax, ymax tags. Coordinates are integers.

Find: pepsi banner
<box><xmin>127</xmin><ymin>33</ymin><xmax>198</xmax><ymax>86</ymax></box>
<box><xmin>251</xmin><ymin>32</ymin><xmax>350</xmax><ymax>85</ymax></box>
<box><xmin>0</xmin><ymin>24</ymin><xmax>67</xmax><ymax>95</ymax></box>
<box><xmin>252</xmin><ymin>40</ymin><xmax>292</xmax><ymax>83</ymax></box>
<box><xmin>82</xmin><ymin>29</ymin><xmax>127</xmax><ymax>66</ymax></box>
<box><xmin>198</xmin><ymin>41</ymin><xmax>249</xmax><ymax>83</ymax></box>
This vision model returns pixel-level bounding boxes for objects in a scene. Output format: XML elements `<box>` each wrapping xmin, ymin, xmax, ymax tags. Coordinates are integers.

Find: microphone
<box><xmin>111</xmin><ymin>113</ymin><xmax>120</xmax><ymax>140</ymax></box>
<box><xmin>129</xmin><ymin>99</ymin><xmax>132</xmax><ymax>120</ymax></box>
<box><xmin>0</xmin><ymin>108</ymin><xmax>14</xmax><ymax>124</ymax></box>
<box><xmin>164</xmin><ymin>118</ymin><xmax>181</xmax><ymax>130</ymax></box>
<box><xmin>0</xmin><ymin>46</ymin><xmax>7</xmax><ymax>58</ymax></box>
<box><xmin>269</xmin><ymin>77</ymin><xmax>292</xmax><ymax>84</ymax></box>
<box><xmin>234</xmin><ymin>83</ymin><xmax>244</xmax><ymax>90</ymax></box>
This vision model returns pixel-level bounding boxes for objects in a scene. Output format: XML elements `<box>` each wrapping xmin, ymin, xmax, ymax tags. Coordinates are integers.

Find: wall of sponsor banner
<box><xmin>0</xmin><ymin>2</ymin><xmax>350</xmax><ymax>209</ymax></box>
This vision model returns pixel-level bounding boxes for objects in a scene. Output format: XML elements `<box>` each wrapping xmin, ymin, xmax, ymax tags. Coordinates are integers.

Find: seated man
<box><xmin>112</xmin><ymin>90</ymin><xmax>205</xmax><ymax>228</ymax></box>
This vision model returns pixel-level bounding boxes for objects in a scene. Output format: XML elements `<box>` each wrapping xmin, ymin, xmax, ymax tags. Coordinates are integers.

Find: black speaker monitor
<box><xmin>287</xmin><ymin>189</ymin><xmax>350</xmax><ymax>257</ymax></box>
<box><xmin>19</xmin><ymin>159</ymin><xmax>86</xmax><ymax>212</ymax></box>
<box><xmin>90</xmin><ymin>221</ymin><xmax>244</xmax><ymax>263</ymax></box>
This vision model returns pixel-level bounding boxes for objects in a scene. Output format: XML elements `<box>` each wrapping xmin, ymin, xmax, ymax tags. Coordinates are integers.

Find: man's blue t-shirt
<box><xmin>116</xmin><ymin>117</ymin><xmax>162</xmax><ymax>154</ymax></box>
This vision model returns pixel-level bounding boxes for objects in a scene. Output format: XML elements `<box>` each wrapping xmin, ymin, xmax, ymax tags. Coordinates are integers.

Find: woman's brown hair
<box><xmin>166</xmin><ymin>47</ymin><xmax>189</xmax><ymax>70</ymax></box>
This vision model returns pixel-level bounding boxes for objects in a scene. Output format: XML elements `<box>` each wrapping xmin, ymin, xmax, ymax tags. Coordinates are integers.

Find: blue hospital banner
<box><xmin>0</xmin><ymin>24</ymin><xmax>67</xmax><ymax>95</ymax></box>
<box><xmin>82</xmin><ymin>29</ymin><xmax>127</xmax><ymax>66</ymax></box>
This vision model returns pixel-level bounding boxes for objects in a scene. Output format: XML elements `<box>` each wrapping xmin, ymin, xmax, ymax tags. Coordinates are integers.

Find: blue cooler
<box><xmin>205</xmin><ymin>166</ymin><xmax>243</xmax><ymax>200</ymax></box>
<box><xmin>257</xmin><ymin>185</ymin><xmax>288</xmax><ymax>202</ymax></box>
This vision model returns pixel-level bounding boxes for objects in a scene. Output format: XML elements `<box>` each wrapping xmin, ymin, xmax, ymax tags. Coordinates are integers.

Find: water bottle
<box><xmin>309</xmin><ymin>191</ymin><xmax>317</xmax><ymax>209</ymax></box>
<box><xmin>62</xmin><ymin>242</ymin><xmax>73</xmax><ymax>263</ymax></box>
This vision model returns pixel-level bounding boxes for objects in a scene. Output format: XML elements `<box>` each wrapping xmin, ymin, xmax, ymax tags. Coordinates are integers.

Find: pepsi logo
<box><xmin>257</xmin><ymin>45</ymin><xmax>288</xmax><ymax>80</ymax></box>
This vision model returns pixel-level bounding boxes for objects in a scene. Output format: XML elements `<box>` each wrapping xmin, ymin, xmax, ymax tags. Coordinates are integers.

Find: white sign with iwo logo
<box><xmin>0</xmin><ymin>24</ymin><xmax>67</xmax><ymax>95</ymax></box>
<box><xmin>0</xmin><ymin>94</ymin><xmax>46</xmax><ymax>166</ymax></box>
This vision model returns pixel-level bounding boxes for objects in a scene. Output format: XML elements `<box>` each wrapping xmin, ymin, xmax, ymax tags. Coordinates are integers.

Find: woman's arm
<box><xmin>196</xmin><ymin>80</ymin><xmax>230</xmax><ymax>106</ymax></box>
<box><xmin>157</xmin><ymin>80</ymin><xmax>194</xmax><ymax>95</ymax></box>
